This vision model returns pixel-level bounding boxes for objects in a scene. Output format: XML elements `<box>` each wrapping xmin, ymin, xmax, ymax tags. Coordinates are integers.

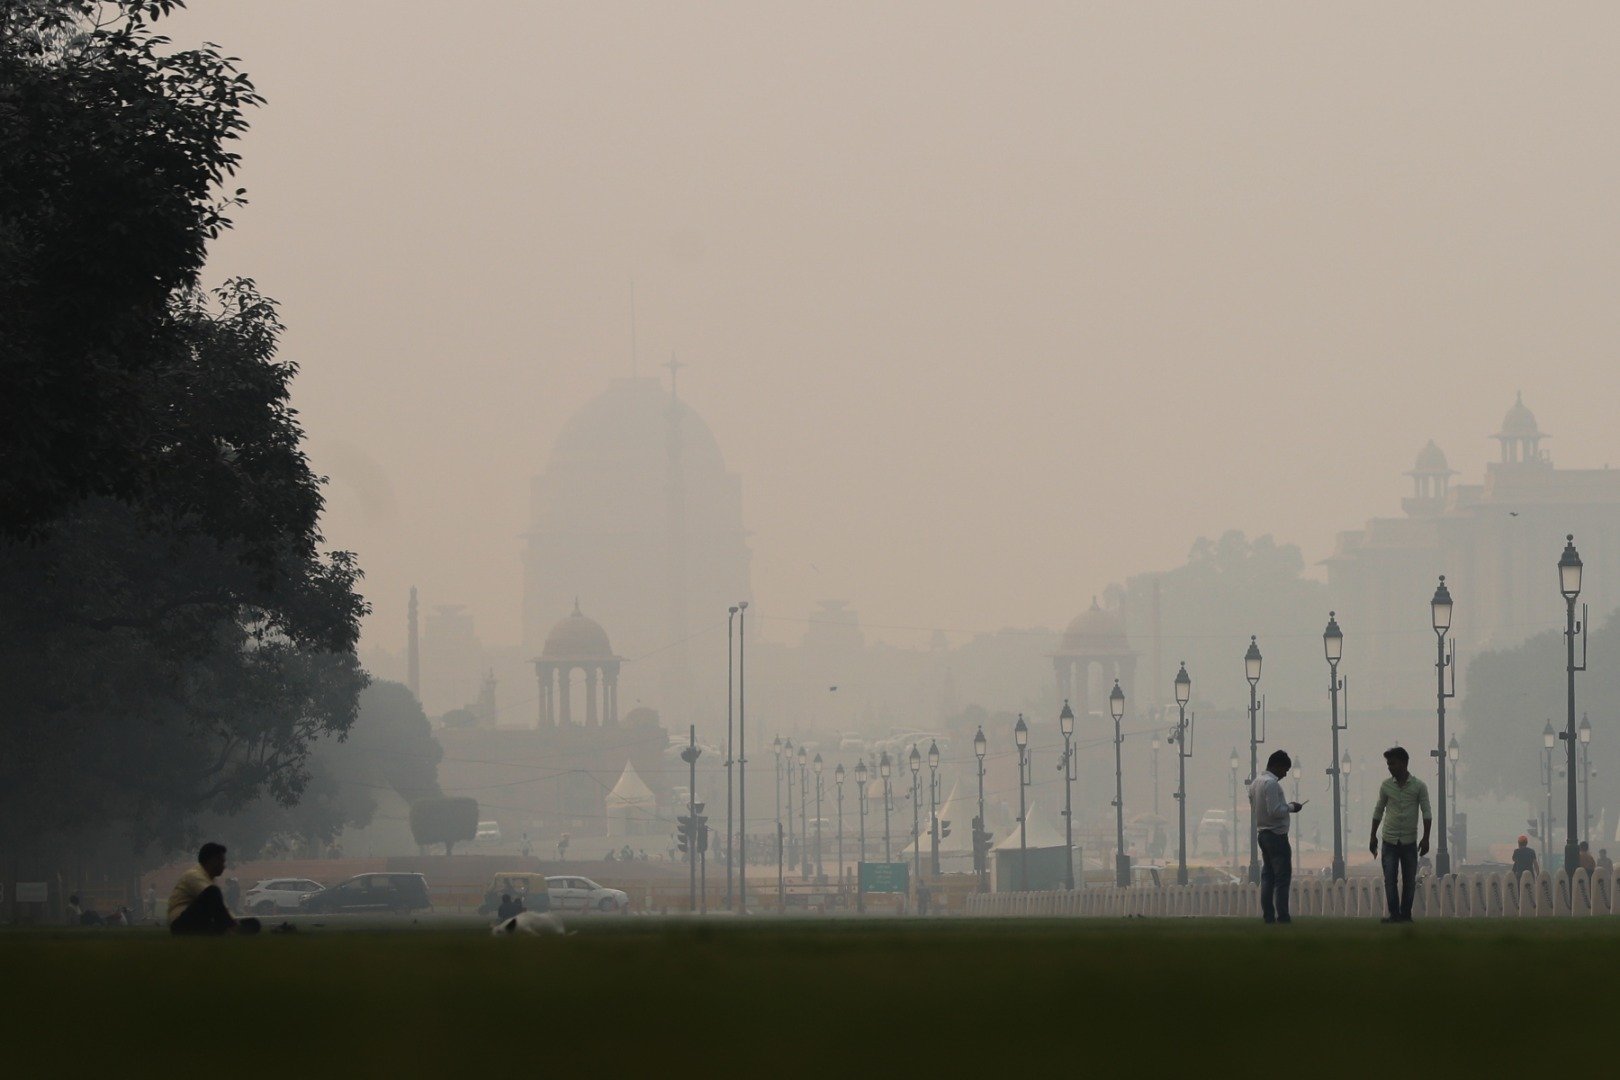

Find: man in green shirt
<box><xmin>1368</xmin><ymin>746</ymin><xmax>1431</xmax><ymax>923</ymax></box>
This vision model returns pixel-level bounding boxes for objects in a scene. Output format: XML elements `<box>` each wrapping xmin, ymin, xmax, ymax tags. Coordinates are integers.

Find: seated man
<box><xmin>169</xmin><ymin>842</ymin><xmax>258</xmax><ymax>935</ymax></box>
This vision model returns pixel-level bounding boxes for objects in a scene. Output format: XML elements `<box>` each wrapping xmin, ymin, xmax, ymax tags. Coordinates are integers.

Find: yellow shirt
<box><xmin>167</xmin><ymin>865</ymin><xmax>214</xmax><ymax>924</ymax></box>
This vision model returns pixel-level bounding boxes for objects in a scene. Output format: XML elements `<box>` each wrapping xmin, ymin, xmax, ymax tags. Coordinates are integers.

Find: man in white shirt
<box><xmin>1249</xmin><ymin>750</ymin><xmax>1304</xmax><ymax>924</ymax></box>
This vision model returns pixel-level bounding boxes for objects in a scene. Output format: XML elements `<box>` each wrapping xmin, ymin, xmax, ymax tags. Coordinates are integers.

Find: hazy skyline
<box><xmin>173</xmin><ymin>2</ymin><xmax>1620</xmax><ymax>654</ymax></box>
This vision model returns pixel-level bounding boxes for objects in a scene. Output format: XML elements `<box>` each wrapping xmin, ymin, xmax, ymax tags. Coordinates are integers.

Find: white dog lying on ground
<box><xmin>492</xmin><ymin>911</ymin><xmax>567</xmax><ymax>936</ymax></box>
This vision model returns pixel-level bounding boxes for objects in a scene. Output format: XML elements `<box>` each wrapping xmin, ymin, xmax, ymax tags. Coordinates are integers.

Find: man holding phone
<box><xmin>1250</xmin><ymin>749</ymin><xmax>1305</xmax><ymax>924</ymax></box>
<box><xmin>1369</xmin><ymin>746</ymin><xmax>1432</xmax><ymax>923</ymax></box>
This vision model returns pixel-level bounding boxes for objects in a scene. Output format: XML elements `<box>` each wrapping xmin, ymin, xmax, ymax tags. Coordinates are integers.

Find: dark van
<box><xmin>298</xmin><ymin>873</ymin><xmax>432</xmax><ymax>915</ymax></box>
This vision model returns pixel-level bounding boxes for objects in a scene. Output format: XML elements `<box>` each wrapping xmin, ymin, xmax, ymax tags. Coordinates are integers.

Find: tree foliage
<box><xmin>1461</xmin><ymin>612</ymin><xmax>1618</xmax><ymax>817</ymax></box>
<box><xmin>0</xmin><ymin>3</ymin><xmax>368</xmax><ymax>866</ymax></box>
<box><xmin>410</xmin><ymin>797</ymin><xmax>480</xmax><ymax>857</ymax></box>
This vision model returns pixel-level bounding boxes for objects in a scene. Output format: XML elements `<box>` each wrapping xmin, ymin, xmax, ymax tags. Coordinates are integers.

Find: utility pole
<box><xmin>737</xmin><ymin>600</ymin><xmax>748</xmax><ymax>913</ymax></box>
<box><xmin>725</xmin><ymin>605</ymin><xmax>737</xmax><ymax>911</ymax></box>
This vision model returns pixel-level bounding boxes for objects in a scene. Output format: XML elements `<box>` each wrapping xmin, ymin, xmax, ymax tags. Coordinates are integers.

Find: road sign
<box><xmin>858</xmin><ymin>861</ymin><xmax>909</xmax><ymax>894</ymax></box>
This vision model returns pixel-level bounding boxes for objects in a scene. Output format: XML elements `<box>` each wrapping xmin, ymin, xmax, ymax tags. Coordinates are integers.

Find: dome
<box><xmin>546</xmin><ymin>376</ymin><xmax>728</xmax><ymax>474</ymax></box>
<box><xmin>1059</xmin><ymin>597</ymin><xmax>1129</xmax><ymax>655</ymax></box>
<box><xmin>542</xmin><ymin>602</ymin><xmax>614</xmax><ymax>660</ymax></box>
<box><xmin>1410</xmin><ymin>440</ymin><xmax>1452</xmax><ymax>475</ymax></box>
<box><xmin>1497</xmin><ymin>392</ymin><xmax>1540</xmax><ymax>438</ymax></box>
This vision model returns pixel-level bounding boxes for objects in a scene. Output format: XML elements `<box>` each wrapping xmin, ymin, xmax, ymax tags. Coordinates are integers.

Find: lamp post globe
<box><xmin>1431</xmin><ymin>577</ymin><xmax>1453</xmax><ymax>633</ymax></box>
<box><xmin>1245</xmin><ymin>636</ymin><xmax>1263</xmax><ymax>684</ymax></box>
<box><xmin>1447</xmin><ymin>736</ymin><xmax>1460</xmax><ymax>761</ymax></box>
<box><xmin>928</xmin><ymin>740</ymin><xmax>940</xmax><ymax>770</ymax></box>
<box><xmin>1544</xmin><ymin>721</ymin><xmax>1557</xmax><ymax>750</ymax></box>
<box><xmin>908</xmin><ymin>745</ymin><xmax>920</xmax><ymax>776</ymax></box>
<box><xmin>1578</xmin><ymin>717</ymin><xmax>1591</xmax><ymax>745</ymax></box>
<box><xmin>974</xmin><ymin>727</ymin><xmax>987</xmax><ymax>761</ymax></box>
<box><xmin>1110</xmin><ymin>681</ymin><xmax>1125</xmax><ymax>721</ymax></box>
<box><xmin>1560</xmin><ymin>535</ymin><xmax>1584</xmax><ymax>599</ymax></box>
<box><xmin>1014</xmin><ymin>715</ymin><xmax>1029</xmax><ymax>749</ymax></box>
<box><xmin>1059</xmin><ymin>700</ymin><xmax>1074</xmax><ymax>737</ymax></box>
<box><xmin>1174</xmin><ymin>663</ymin><xmax>1191</xmax><ymax>706</ymax></box>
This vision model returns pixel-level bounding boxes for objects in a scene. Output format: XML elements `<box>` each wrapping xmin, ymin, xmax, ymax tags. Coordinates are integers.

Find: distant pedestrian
<box><xmin>1510</xmin><ymin>836</ymin><xmax>1538</xmax><ymax>881</ymax></box>
<box><xmin>1250</xmin><ymin>750</ymin><xmax>1304</xmax><ymax>924</ymax></box>
<box><xmin>1369</xmin><ymin>747</ymin><xmax>1431</xmax><ymax>924</ymax></box>
<box><xmin>496</xmin><ymin>893</ymin><xmax>517</xmax><ymax>920</ymax></box>
<box><xmin>521</xmin><ymin>832</ymin><xmax>533</xmax><ymax>858</ymax></box>
<box><xmin>1598</xmin><ymin>849</ymin><xmax>1614</xmax><ymax>873</ymax></box>
<box><xmin>1578</xmin><ymin>841</ymin><xmax>1597</xmax><ymax>875</ymax></box>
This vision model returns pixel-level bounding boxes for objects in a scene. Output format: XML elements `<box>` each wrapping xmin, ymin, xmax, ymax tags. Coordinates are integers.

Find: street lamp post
<box><xmin>1173</xmin><ymin>663</ymin><xmax>1193</xmax><ymax>886</ymax></box>
<box><xmin>1341</xmin><ymin>750</ymin><xmax>1353</xmax><ymax>855</ymax></box>
<box><xmin>1447</xmin><ymin>736</ymin><xmax>1462</xmax><ymax>861</ymax></box>
<box><xmin>1059</xmin><ymin>701</ymin><xmax>1076</xmax><ymax>891</ymax></box>
<box><xmin>1578</xmin><ymin>716</ymin><xmax>1592</xmax><ymax>845</ymax></box>
<box><xmin>1015</xmin><ymin>715</ymin><xmax>1031</xmax><ymax>890</ymax></box>
<box><xmin>726</xmin><ymin>606</ymin><xmax>737</xmax><ymax>911</ymax></box>
<box><xmin>774</xmin><ymin>736</ymin><xmax>785</xmax><ymax>907</ymax></box>
<box><xmin>1110</xmin><ymin>680</ymin><xmax>1129</xmax><ymax>888</ymax></box>
<box><xmin>1245</xmin><ymin>636</ymin><xmax>1264</xmax><ymax>885</ymax></box>
<box><xmin>1324</xmin><ymin>612</ymin><xmax>1346</xmax><ymax>882</ymax></box>
<box><xmin>834</xmin><ymin>763</ymin><xmax>845</xmax><ymax>900</ymax></box>
<box><xmin>798</xmin><ymin>744</ymin><xmax>810</xmax><ymax>878</ymax></box>
<box><xmin>855</xmin><ymin>758</ymin><xmax>869</xmax><ymax>913</ymax></box>
<box><xmin>927</xmin><ymin>741</ymin><xmax>941</xmax><ymax>878</ymax></box>
<box><xmin>783</xmin><ymin>738</ymin><xmax>795</xmax><ymax>876</ymax></box>
<box><xmin>973</xmin><ymin>726</ymin><xmax>988</xmax><ymax>893</ymax></box>
<box><xmin>736</xmin><ymin>600</ymin><xmax>748</xmax><ymax>913</ymax></box>
<box><xmin>1229</xmin><ymin>748</ymin><xmax>1241</xmax><ymax>874</ymax></box>
<box><xmin>813</xmin><ymin>753</ymin><xmax>824</xmax><ymax>883</ymax></box>
<box><xmin>1430</xmin><ymin>577</ymin><xmax>1456</xmax><ymax>877</ymax></box>
<box><xmin>1151</xmin><ymin>732</ymin><xmax>1161</xmax><ymax>816</ymax></box>
<box><xmin>908</xmin><ymin>744</ymin><xmax>922</xmax><ymax>903</ymax></box>
<box><xmin>880</xmin><ymin>751</ymin><xmax>893</xmax><ymax>863</ymax></box>
<box><xmin>1543</xmin><ymin>721</ymin><xmax>1556</xmax><ymax>864</ymax></box>
<box><xmin>1559</xmin><ymin>535</ymin><xmax>1588</xmax><ymax>875</ymax></box>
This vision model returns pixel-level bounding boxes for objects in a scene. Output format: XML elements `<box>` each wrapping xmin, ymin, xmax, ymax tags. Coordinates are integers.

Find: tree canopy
<box><xmin>0</xmin><ymin>2</ymin><xmax>369</xmax><ymax>870</ymax></box>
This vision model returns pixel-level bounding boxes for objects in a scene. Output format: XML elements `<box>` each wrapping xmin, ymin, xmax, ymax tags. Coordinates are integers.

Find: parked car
<box><xmin>477</xmin><ymin>872</ymin><xmax>552</xmax><ymax>915</ymax></box>
<box><xmin>544</xmin><ymin>875</ymin><xmax>629</xmax><ymax>913</ymax></box>
<box><xmin>243</xmin><ymin>878</ymin><xmax>324</xmax><ymax>915</ymax></box>
<box><xmin>298</xmin><ymin>873</ymin><xmax>432</xmax><ymax>915</ymax></box>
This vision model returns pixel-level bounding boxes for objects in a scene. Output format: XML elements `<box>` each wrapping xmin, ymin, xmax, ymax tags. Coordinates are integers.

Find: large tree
<box><xmin>0</xmin><ymin>3</ymin><xmax>368</xmax><ymax>871</ymax></box>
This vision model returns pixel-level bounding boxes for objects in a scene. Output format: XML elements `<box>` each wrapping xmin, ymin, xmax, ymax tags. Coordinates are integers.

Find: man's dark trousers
<box><xmin>1381</xmin><ymin>840</ymin><xmax>1418</xmax><ymax>920</ymax></box>
<box><xmin>170</xmin><ymin>885</ymin><xmax>234</xmax><ymax>935</ymax></box>
<box><xmin>1258</xmin><ymin>829</ymin><xmax>1292</xmax><ymax>923</ymax></box>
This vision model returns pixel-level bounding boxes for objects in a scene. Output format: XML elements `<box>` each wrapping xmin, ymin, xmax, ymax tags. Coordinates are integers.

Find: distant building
<box><xmin>1326</xmin><ymin>395</ymin><xmax>1620</xmax><ymax>710</ymax></box>
<box><xmin>521</xmin><ymin>376</ymin><xmax>752</xmax><ymax>728</ymax></box>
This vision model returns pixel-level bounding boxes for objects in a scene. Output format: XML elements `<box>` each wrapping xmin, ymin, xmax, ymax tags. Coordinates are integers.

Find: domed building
<box><xmin>1402</xmin><ymin>439</ymin><xmax>1456</xmax><ymax>516</ymax></box>
<box><xmin>522</xmin><ymin>376</ymin><xmax>752</xmax><ymax>727</ymax></box>
<box><xmin>534</xmin><ymin>601</ymin><xmax>622</xmax><ymax>726</ymax></box>
<box><xmin>1052</xmin><ymin>597</ymin><xmax>1137</xmax><ymax>716</ymax></box>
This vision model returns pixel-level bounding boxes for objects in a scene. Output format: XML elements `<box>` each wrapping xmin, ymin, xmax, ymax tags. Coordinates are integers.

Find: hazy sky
<box><xmin>174</xmin><ymin>2</ymin><xmax>1620</xmax><ymax>653</ymax></box>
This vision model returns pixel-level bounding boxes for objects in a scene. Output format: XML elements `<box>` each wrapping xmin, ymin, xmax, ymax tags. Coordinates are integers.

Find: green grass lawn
<box><xmin>7</xmin><ymin>918</ymin><xmax>1617</xmax><ymax>1074</ymax></box>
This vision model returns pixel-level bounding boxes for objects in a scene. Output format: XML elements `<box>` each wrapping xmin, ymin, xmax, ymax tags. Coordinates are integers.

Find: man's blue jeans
<box><xmin>1381</xmin><ymin>840</ymin><xmax>1418</xmax><ymax>919</ymax></box>
<box><xmin>1258</xmin><ymin>830</ymin><xmax>1291</xmax><ymax>923</ymax></box>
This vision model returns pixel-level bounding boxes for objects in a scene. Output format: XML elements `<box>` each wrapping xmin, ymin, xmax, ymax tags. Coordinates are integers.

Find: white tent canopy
<box><xmin>605</xmin><ymin>761</ymin><xmax>656</xmax><ymax>836</ymax></box>
<box><xmin>902</xmin><ymin>780</ymin><xmax>975</xmax><ymax>855</ymax></box>
<box><xmin>992</xmin><ymin>801</ymin><xmax>1067</xmax><ymax>852</ymax></box>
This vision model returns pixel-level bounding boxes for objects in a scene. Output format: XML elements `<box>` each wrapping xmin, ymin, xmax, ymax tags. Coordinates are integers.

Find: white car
<box><xmin>545</xmin><ymin>875</ymin><xmax>629</xmax><ymax>914</ymax></box>
<box><xmin>476</xmin><ymin>820</ymin><xmax>502</xmax><ymax>844</ymax></box>
<box><xmin>243</xmin><ymin>877</ymin><xmax>324</xmax><ymax>915</ymax></box>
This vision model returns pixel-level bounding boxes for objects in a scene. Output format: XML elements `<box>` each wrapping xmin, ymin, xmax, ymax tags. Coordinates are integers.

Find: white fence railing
<box><xmin>962</xmin><ymin>867</ymin><xmax>1618</xmax><ymax>919</ymax></box>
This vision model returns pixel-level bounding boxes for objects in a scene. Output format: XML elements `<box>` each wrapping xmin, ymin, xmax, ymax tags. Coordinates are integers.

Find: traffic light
<box><xmin>971</xmin><ymin>815</ymin><xmax>992</xmax><ymax>873</ymax></box>
<box><xmin>676</xmin><ymin>814</ymin><xmax>693</xmax><ymax>856</ymax></box>
<box><xmin>938</xmin><ymin>819</ymin><xmax>951</xmax><ymax>841</ymax></box>
<box><xmin>695</xmin><ymin>813</ymin><xmax>710</xmax><ymax>853</ymax></box>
